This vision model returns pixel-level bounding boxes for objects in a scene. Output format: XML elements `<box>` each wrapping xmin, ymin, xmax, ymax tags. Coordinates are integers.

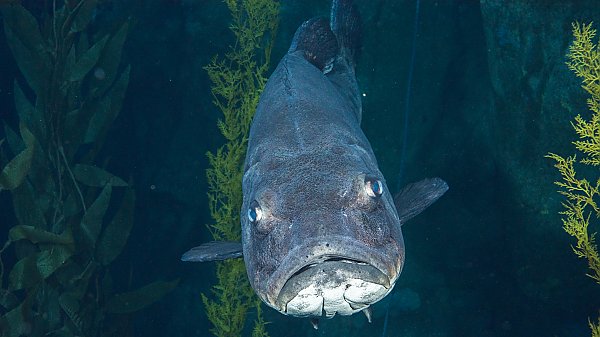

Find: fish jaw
<box><xmin>261</xmin><ymin>235</ymin><xmax>404</xmax><ymax>317</ymax></box>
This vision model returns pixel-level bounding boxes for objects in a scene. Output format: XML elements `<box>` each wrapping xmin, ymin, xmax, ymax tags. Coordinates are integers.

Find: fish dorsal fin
<box><xmin>394</xmin><ymin>178</ymin><xmax>449</xmax><ymax>224</ymax></box>
<box><xmin>181</xmin><ymin>241</ymin><xmax>243</xmax><ymax>262</ymax></box>
<box><xmin>288</xmin><ymin>17</ymin><xmax>338</xmax><ymax>71</ymax></box>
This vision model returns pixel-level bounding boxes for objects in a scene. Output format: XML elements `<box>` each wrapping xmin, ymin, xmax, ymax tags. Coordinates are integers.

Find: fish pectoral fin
<box><xmin>180</xmin><ymin>241</ymin><xmax>243</xmax><ymax>262</ymax></box>
<box><xmin>394</xmin><ymin>177</ymin><xmax>449</xmax><ymax>224</ymax></box>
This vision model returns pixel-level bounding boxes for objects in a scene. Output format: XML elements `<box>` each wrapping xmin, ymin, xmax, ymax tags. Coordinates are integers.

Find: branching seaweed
<box><xmin>203</xmin><ymin>0</ymin><xmax>279</xmax><ymax>336</ymax></box>
<box><xmin>0</xmin><ymin>2</ymin><xmax>176</xmax><ymax>336</ymax></box>
<box><xmin>591</xmin><ymin>316</ymin><xmax>600</xmax><ymax>337</ymax></box>
<box><xmin>547</xmin><ymin>21</ymin><xmax>600</xmax><ymax>336</ymax></box>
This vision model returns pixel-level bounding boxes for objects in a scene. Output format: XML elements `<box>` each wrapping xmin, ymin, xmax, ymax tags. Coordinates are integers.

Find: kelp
<box><xmin>0</xmin><ymin>2</ymin><xmax>176</xmax><ymax>336</ymax></box>
<box><xmin>547</xmin><ymin>22</ymin><xmax>600</xmax><ymax>336</ymax></box>
<box><xmin>203</xmin><ymin>0</ymin><xmax>279</xmax><ymax>336</ymax></box>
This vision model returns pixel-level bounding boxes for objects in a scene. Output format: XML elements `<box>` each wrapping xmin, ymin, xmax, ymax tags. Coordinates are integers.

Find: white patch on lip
<box><xmin>285</xmin><ymin>278</ymin><xmax>389</xmax><ymax>317</ymax></box>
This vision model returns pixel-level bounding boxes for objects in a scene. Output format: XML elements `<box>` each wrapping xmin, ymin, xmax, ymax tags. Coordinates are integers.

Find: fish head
<box><xmin>241</xmin><ymin>148</ymin><xmax>404</xmax><ymax>318</ymax></box>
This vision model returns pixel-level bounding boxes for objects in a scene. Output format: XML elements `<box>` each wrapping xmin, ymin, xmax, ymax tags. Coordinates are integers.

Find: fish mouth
<box><xmin>275</xmin><ymin>256</ymin><xmax>393</xmax><ymax>317</ymax></box>
<box><xmin>266</xmin><ymin>236</ymin><xmax>402</xmax><ymax>317</ymax></box>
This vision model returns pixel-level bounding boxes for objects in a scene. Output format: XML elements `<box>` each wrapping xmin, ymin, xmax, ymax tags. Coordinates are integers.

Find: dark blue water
<box><xmin>0</xmin><ymin>1</ymin><xmax>598</xmax><ymax>336</ymax></box>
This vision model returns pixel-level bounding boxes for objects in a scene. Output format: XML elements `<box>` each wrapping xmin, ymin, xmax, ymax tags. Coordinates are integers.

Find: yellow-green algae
<box><xmin>547</xmin><ymin>21</ymin><xmax>600</xmax><ymax>336</ymax></box>
<box><xmin>202</xmin><ymin>0</ymin><xmax>279</xmax><ymax>336</ymax></box>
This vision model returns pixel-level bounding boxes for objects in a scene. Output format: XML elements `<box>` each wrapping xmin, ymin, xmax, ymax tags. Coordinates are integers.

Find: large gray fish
<box><xmin>182</xmin><ymin>0</ymin><xmax>448</xmax><ymax>321</ymax></box>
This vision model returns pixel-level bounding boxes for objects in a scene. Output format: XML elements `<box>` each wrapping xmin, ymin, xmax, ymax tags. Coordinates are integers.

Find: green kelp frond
<box><xmin>0</xmin><ymin>2</ymin><xmax>176</xmax><ymax>337</ymax></box>
<box><xmin>203</xmin><ymin>0</ymin><xmax>279</xmax><ymax>336</ymax></box>
<box><xmin>547</xmin><ymin>21</ymin><xmax>600</xmax><ymax>337</ymax></box>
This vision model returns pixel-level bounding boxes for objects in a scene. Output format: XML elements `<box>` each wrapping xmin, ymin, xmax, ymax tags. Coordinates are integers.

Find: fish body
<box><xmin>182</xmin><ymin>0</ymin><xmax>448</xmax><ymax>320</ymax></box>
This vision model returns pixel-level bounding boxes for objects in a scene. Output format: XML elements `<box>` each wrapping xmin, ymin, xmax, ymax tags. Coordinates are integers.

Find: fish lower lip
<box><xmin>263</xmin><ymin>235</ymin><xmax>404</xmax><ymax>312</ymax></box>
<box><xmin>275</xmin><ymin>258</ymin><xmax>391</xmax><ymax>316</ymax></box>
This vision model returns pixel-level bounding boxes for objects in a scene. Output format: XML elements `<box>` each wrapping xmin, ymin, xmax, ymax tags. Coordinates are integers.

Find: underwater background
<box><xmin>0</xmin><ymin>0</ymin><xmax>599</xmax><ymax>336</ymax></box>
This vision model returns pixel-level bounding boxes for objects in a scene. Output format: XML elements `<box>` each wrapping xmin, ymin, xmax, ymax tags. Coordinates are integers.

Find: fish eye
<box><xmin>248</xmin><ymin>200</ymin><xmax>263</xmax><ymax>223</ymax></box>
<box><xmin>365</xmin><ymin>178</ymin><xmax>383</xmax><ymax>198</ymax></box>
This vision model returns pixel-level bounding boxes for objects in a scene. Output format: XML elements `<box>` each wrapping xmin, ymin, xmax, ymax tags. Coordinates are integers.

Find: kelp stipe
<box><xmin>0</xmin><ymin>2</ymin><xmax>176</xmax><ymax>336</ymax></box>
<box><xmin>201</xmin><ymin>0</ymin><xmax>278</xmax><ymax>336</ymax></box>
<box><xmin>546</xmin><ymin>21</ymin><xmax>600</xmax><ymax>336</ymax></box>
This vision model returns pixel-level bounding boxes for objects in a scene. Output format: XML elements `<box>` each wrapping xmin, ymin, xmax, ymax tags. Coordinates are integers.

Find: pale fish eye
<box><xmin>366</xmin><ymin>178</ymin><xmax>383</xmax><ymax>198</ymax></box>
<box><xmin>248</xmin><ymin>200</ymin><xmax>263</xmax><ymax>223</ymax></box>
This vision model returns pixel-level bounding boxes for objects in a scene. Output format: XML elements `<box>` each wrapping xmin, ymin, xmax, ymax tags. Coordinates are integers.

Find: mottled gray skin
<box><xmin>179</xmin><ymin>0</ymin><xmax>447</xmax><ymax>319</ymax></box>
<box><xmin>179</xmin><ymin>0</ymin><xmax>447</xmax><ymax>321</ymax></box>
<box><xmin>241</xmin><ymin>42</ymin><xmax>405</xmax><ymax>312</ymax></box>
